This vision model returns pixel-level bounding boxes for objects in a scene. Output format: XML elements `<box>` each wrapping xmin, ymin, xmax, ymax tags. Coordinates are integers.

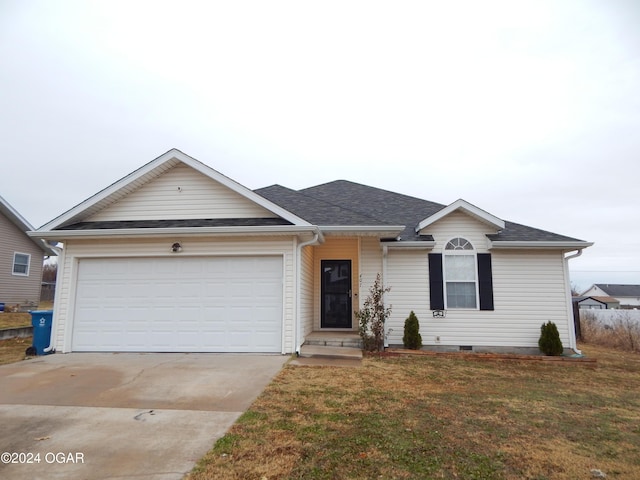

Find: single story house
<box><xmin>580</xmin><ymin>284</ymin><xmax>640</xmax><ymax>309</ymax></box>
<box><xmin>572</xmin><ymin>296</ymin><xmax>620</xmax><ymax>310</ymax></box>
<box><xmin>31</xmin><ymin>149</ymin><xmax>592</xmax><ymax>354</ymax></box>
<box><xmin>1</xmin><ymin>194</ymin><xmax>57</xmax><ymax>310</ymax></box>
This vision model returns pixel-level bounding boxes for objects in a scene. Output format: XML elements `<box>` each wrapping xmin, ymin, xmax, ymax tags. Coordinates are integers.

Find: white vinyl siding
<box><xmin>385</xmin><ymin>249</ymin><xmax>430</xmax><ymax>344</ymax></box>
<box><xmin>88</xmin><ymin>163</ymin><xmax>277</xmax><ymax>221</ymax></box>
<box><xmin>298</xmin><ymin>244</ymin><xmax>315</xmax><ymax>341</ymax></box>
<box><xmin>53</xmin><ymin>236</ymin><xmax>296</xmax><ymax>353</ymax></box>
<box><xmin>359</xmin><ymin>237</ymin><xmax>383</xmax><ymax>309</ymax></box>
<box><xmin>385</xmin><ymin>249</ymin><xmax>571</xmax><ymax>349</ymax></box>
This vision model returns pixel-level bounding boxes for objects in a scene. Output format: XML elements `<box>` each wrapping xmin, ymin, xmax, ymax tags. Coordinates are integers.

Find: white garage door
<box><xmin>72</xmin><ymin>256</ymin><xmax>283</xmax><ymax>352</ymax></box>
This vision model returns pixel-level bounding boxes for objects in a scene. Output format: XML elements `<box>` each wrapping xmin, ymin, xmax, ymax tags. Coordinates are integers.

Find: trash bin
<box><xmin>29</xmin><ymin>310</ymin><xmax>53</xmax><ymax>355</ymax></box>
<box><xmin>0</xmin><ymin>302</ymin><xmax>4</xmax><ymax>313</ymax></box>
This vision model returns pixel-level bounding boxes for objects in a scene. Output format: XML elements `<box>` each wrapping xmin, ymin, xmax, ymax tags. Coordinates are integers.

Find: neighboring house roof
<box><xmin>590</xmin><ymin>284</ymin><xmax>640</xmax><ymax>297</ymax></box>
<box><xmin>591</xmin><ymin>296</ymin><xmax>621</xmax><ymax>305</ymax></box>
<box><xmin>573</xmin><ymin>296</ymin><xmax>620</xmax><ymax>306</ymax></box>
<box><xmin>257</xmin><ymin>179</ymin><xmax>591</xmax><ymax>248</ymax></box>
<box><xmin>0</xmin><ymin>194</ymin><xmax>57</xmax><ymax>255</ymax></box>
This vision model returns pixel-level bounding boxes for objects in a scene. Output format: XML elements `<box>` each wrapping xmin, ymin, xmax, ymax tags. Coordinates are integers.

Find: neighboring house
<box><xmin>572</xmin><ymin>296</ymin><xmax>620</xmax><ymax>309</ymax></box>
<box><xmin>32</xmin><ymin>149</ymin><xmax>592</xmax><ymax>354</ymax></box>
<box><xmin>580</xmin><ymin>284</ymin><xmax>640</xmax><ymax>308</ymax></box>
<box><xmin>1</xmin><ymin>195</ymin><xmax>57</xmax><ymax>309</ymax></box>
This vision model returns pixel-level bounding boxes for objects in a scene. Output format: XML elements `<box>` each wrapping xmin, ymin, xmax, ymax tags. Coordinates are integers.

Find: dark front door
<box><xmin>321</xmin><ymin>260</ymin><xmax>352</xmax><ymax>328</ymax></box>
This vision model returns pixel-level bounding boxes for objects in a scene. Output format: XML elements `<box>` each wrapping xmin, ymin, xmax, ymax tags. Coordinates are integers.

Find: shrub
<box><xmin>403</xmin><ymin>311</ymin><xmax>422</xmax><ymax>350</ymax></box>
<box><xmin>538</xmin><ymin>321</ymin><xmax>564</xmax><ymax>356</ymax></box>
<box><xmin>355</xmin><ymin>273</ymin><xmax>391</xmax><ymax>352</ymax></box>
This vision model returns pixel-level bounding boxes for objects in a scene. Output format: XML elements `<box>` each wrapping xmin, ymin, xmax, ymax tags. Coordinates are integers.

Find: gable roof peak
<box><xmin>38</xmin><ymin>150</ymin><xmax>312</xmax><ymax>231</ymax></box>
<box><xmin>415</xmin><ymin>198</ymin><xmax>505</xmax><ymax>232</ymax></box>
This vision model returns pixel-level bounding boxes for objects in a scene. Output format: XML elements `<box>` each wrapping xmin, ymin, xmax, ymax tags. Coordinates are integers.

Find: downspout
<box><xmin>564</xmin><ymin>249</ymin><xmax>583</xmax><ymax>354</ymax></box>
<box><xmin>295</xmin><ymin>231</ymin><xmax>321</xmax><ymax>355</ymax></box>
<box><xmin>382</xmin><ymin>244</ymin><xmax>389</xmax><ymax>348</ymax></box>
<box><xmin>43</xmin><ymin>244</ymin><xmax>63</xmax><ymax>353</ymax></box>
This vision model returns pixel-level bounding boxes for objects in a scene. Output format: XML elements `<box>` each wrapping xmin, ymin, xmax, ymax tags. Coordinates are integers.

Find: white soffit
<box><xmin>415</xmin><ymin>199</ymin><xmax>505</xmax><ymax>232</ymax></box>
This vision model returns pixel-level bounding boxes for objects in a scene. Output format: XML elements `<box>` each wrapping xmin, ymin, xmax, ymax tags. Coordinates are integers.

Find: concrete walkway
<box><xmin>0</xmin><ymin>353</ymin><xmax>287</xmax><ymax>480</ymax></box>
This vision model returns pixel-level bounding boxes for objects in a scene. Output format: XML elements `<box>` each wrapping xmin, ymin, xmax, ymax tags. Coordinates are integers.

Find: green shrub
<box><xmin>538</xmin><ymin>321</ymin><xmax>564</xmax><ymax>356</ymax></box>
<box><xmin>403</xmin><ymin>311</ymin><xmax>422</xmax><ymax>350</ymax></box>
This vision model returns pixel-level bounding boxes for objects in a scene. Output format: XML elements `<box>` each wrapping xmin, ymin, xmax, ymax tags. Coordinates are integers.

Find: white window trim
<box><xmin>443</xmin><ymin>238</ymin><xmax>479</xmax><ymax>310</ymax></box>
<box><xmin>12</xmin><ymin>252</ymin><xmax>31</xmax><ymax>276</ymax></box>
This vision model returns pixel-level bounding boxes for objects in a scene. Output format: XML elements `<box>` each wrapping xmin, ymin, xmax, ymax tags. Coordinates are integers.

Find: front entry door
<box><xmin>321</xmin><ymin>260</ymin><xmax>352</xmax><ymax>328</ymax></box>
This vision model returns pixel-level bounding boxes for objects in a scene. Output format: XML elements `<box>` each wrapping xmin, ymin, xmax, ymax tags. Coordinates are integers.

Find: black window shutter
<box><xmin>477</xmin><ymin>253</ymin><xmax>494</xmax><ymax>311</ymax></box>
<box><xmin>428</xmin><ymin>253</ymin><xmax>445</xmax><ymax>310</ymax></box>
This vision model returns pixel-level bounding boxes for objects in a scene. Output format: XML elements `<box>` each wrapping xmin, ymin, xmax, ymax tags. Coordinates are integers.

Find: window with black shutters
<box><xmin>429</xmin><ymin>238</ymin><xmax>494</xmax><ymax>311</ymax></box>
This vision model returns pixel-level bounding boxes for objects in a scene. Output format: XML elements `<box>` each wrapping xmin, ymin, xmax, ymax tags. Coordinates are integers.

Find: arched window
<box><xmin>444</xmin><ymin>237</ymin><xmax>477</xmax><ymax>308</ymax></box>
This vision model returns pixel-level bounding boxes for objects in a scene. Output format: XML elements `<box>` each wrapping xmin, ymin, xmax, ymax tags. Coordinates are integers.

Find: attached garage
<box><xmin>71</xmin><ymin>256</ymin><xmax>283</xmax><ymax>353</ymax></box>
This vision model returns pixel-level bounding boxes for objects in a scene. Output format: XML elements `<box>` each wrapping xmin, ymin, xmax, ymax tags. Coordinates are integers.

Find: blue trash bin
<box><xmin>30</xmin><ymin>310</ymin><xmax>53</xmax><ymax>355</ymax></box>
<box><xmin>0</xmin><ymin>302</ymin><xmax>4</xmax><ymax>312</ymax></box>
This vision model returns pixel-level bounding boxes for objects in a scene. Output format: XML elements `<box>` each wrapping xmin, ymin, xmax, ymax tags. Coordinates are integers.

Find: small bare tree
<box><xmin>42</xmin><ymin>263</ymin><xmax>57</xmax><ymax>282</ymax></box>
<box><xmin>355</xmin><ymin>273</ymin><xmax>391</xmax><ymax>352</ymax></box>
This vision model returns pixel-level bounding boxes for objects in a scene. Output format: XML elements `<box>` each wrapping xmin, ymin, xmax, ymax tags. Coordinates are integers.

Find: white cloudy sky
<box><xmin>1</xmin><ymin>0</ymin><xmax>638</xmax><ymax>291</ymax></box>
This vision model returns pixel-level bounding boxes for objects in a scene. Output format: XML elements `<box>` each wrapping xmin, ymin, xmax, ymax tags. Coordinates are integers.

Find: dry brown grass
<box><xmin>0</xmin><ymin>302</ymin><xmax>53</xmax><ymax>329</ymax></box>
<box><xmin>0</xmin><ymin>336</ymin><xmax>32</xmax><ymax>365</ymax></box>
<box><xmin>0</xmin><ymin>311</ymin><xmax>32</xmax><ymax>329</ymax></box>
<box><xmin>188</xmin><ymin>344</ymin><xmax>640</xmax><ymax>480</ymax></box>
<box><xmin>581</xmin><ymin>311</ymin><xmax>640</xmax><ymax>353</ymax></box>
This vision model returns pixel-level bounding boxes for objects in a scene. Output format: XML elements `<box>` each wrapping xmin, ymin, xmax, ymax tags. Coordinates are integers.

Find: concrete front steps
<box><xmin>299</xmin><ymin>332</ymin><xmax>363</xmax><ymax>360</ymax></box>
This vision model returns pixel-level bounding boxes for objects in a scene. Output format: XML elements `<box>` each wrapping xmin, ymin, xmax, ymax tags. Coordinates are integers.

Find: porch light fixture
<box><xmin>171</xmin><ymin>242</ymin><xmax>182</xmax><ymax>253</ymax></box>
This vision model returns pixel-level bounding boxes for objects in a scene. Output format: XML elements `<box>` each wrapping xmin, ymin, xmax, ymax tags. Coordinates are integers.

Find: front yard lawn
<box><xmin>188</xmin><ymin>344</ymin><xmax>640</xmax><ymax>480</ymax></box>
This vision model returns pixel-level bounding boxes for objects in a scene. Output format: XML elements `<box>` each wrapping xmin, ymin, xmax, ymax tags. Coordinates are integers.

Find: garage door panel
<box><xmin>72</xmin><ymin>256</ymin><xmax>283</xmax><ymax>352</ymax></box>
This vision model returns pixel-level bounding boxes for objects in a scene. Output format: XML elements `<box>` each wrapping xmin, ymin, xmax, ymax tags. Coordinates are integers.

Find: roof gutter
<box><xmin>381</xmin><ymin>241</ymin><xmax>436</xmax><ymax>249</ymax></box>
<box><xmin>319</xmin><ymin>225</ymin><xmax>405</xmax><ymax>237</ymax></box>
<box><xmin>488</xmin><ymin>240</ymin><xmax>594</xmax><ymax>250</ymax></box>
<box><xmin>28</xmin><ymin>225</ymin><xmax>320</xmax><ymax>241</ymax></box>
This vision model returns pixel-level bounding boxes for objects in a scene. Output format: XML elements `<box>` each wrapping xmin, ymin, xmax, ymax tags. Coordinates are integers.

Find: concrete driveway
<box><xmin>0</xmin><ymin>353</ymin><xmax>288</xmax><ymax>480</ymax></box>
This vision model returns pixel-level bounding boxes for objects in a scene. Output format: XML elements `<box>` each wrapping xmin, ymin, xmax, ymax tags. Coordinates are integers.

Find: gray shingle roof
<box><xmin>255</xmin><ymin>180</ymin><xmax>586</xmax><ymax>243</ymax></box>
<box><xmin>486</xmin><ymin>221</ymin><xmax>583</xmax><ymax>242</ymax></box>
<box><xmin>255</xmin><ymin>184</ymin><xmax>387</xmax><ymax>226</ymax></box>
<box><xmin>300</xmin><ymin>180</ymin><xmax>444</xmax><ymax>240</ymax></box>
<box><xmin>594</xmin><ymin>284</ymin><xmax>640</xmax><ymax>297</ymax></box>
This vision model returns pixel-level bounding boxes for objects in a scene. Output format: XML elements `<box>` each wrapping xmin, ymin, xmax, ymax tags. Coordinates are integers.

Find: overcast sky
<box><xmin>1</xmin><ymin>0</ymin><xmax>638</xmax><ymax>292</ymax></box>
